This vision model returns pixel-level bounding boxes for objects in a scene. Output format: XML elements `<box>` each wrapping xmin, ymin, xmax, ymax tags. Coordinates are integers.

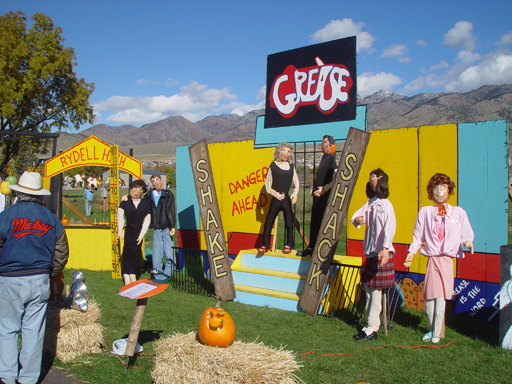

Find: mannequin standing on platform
<box><xmin>258</xmin><ymin>143</ymin><xmax>299</xmax><ymax>254</ymax></box>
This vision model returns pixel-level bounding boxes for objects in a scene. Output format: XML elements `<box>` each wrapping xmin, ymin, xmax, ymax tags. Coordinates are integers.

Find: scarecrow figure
<box><xmin>404</xmin><ymin>173</ymin><xmax>474</xmax><ymax>343</ymax></box>
<box><xmin>258</xmin><ymin>143</ymin><xmax>299</xmax><ymax>254</ymax></box>
<box><xmin>351</xmin><ymin>168</ymin><xmax>396</xmax><ymax>342</ymax></box>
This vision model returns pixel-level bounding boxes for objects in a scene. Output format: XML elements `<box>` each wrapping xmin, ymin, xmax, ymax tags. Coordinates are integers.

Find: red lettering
<box><xmin>119</xmin><ymin>155</ymin><xmax>127</xmax><ymax>167</ymax></box>
<box><xmin>93</xmin><ymin>146</ymin><xmax>99</xmax><ymax>160</ymax></box>
<box><xmin>60</xmin><ymin>157</ymin><xmax>68</xmax><ymax>167</ymax></box>
<box><xmin>102</xmin><ymin>148</ymin><xmax>110</xmax><ymax>162</ymax></box>
<box><xmin>231</xmin><ymin>200</ymin><xmax>240</xmax><ymax>216</ymax></box>
<box><xmin>80</xmin><ymin>148</ymin><xmax>86</xmax><ymax>162</ymax></box>
<box><xmin>73</xmin><ymin>151</ymin><xmax>80</xmax><ymax>163</ymax></box>
<box><xmin>229</xmin><ymin>183</ymin><xmax>236</xmax><ymax>195</ymax></box>
<box><xmin>241</xmin><ymin>176</ymin><xmax>250</xmax><ymax>189</ymax></box>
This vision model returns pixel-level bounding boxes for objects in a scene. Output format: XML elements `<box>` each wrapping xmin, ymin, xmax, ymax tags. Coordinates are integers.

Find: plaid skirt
<box><xmin>362</xmin><ymin>254</ymin><xmax>395</xmax><ymax>289</ymax></box>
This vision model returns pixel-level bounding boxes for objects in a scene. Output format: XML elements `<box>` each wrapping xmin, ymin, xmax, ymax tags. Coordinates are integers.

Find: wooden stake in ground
<box><xmin>125</xmin><ymin>298</ymin><xmax>148</xmax><ymax>369</ymax></box>
<box><xmin>382</xmin><ymin>290</ymin><xmax>388</xmax><ymax>336</ymax></box>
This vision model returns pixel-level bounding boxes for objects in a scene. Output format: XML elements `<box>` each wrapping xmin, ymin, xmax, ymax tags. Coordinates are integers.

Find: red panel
<box><xmin>227</xmin><ymin>232</ymin><xmax>272</xmax><ymax>255</ymax></box>
<box><xmin>393</xmin><ymin>243</ymin><xmax>410</xmax><ymax>272</ymax></box>
<box><xmin>485</xmin><ymin>253</ymin><xmax>500</xmax><ymax>283</ymax></box>
<box><xmin>456</xmin><ymin>252</ymin><xmax>486</xmax><ymax>281</ymax></box>
<box><xmin>177</xmin><ymin>229</ymin><xmax>201</xmax><ymax>249</ymax></box>
<box><xmin>347</xmin><ymin>239</ymin><xmax>364</xmax><ymax>257</ymax></box>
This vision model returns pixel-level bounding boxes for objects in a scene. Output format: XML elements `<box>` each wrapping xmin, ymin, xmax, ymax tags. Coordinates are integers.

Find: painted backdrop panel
<box><xmin>347</xmin><ymin>128</ymin><xmax>418</xmax><ymax>245</ymax></box>
<box><xmin>458</xmin><ymin>120</ymin><xmax>508</xmax><ymax>254</ymax></box>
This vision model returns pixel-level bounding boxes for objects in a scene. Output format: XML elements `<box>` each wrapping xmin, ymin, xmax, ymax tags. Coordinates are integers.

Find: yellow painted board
<box><xmin>65</xmin><ymin>225</ymin><xmax>143</xmax><ymax>271</ymax></box>
<box><xmin>347</xmin><ymin>128</ymin><xmax>419</xmax><ymax>244</ymax></box>
<box><xmin>200</xmin><ymin>141</ymin><xmax>275</xmax><ymax>250</ymax></box>
<box><xmin>322</xmin><ymin>264</ymin><xmax>362</xmax><ymax>311</ymax></box>
<box><xmin>418</xmin><ymin>124</ymin><xmax>458</xmax><ymax>208</ymax></box>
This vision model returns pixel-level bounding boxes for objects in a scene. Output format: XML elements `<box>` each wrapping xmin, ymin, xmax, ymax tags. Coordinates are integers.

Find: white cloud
<box><xmin>382</xmin><ymin>44</ymin><xmax>407</xmax><ymax>58</ymax></box>
<box><xmin>136</xmin><ymin>79</ymin><xmax>159</xmax><ymax>86</ymax></box>
<box><xmin>165</xmin><ymin>77</ymin><xmax>179</xmax><ymax>87</ymax></box>
<box><xmin>444</xmin><ymin>51</ymin><xmax>512</xmax><ymax>92</ymax></box>
<box><xmin>495</xmin><ymin>31</ymin><xmax>512</xmax><ymax>46</ymax></box>
<box><xmin>416</xmin><ymin>40</ymin><xmax>428</xmax><ymax>47</ymax></box>
<box><xmin>402</xmin><ymin>50</ymin><xmax>512</xmax><ymax>94</ymax></box>
<box><xmin>429</xmin><ymin>61</ymin><xmax>450</xmax><ymax>71</ymax></box>
<box><xmin>358</xmin><ymin>72</ymin><xmax>402</xmax><ymax>95</ymax></box>
<box><xmin>94</xmin><ymin>81</ymin><xmax>242</xmax><ymax>124</ymax></box>
<box><xmin>256</xmin><ymin>85</ymin><xmax>266</xmax><ymax>101</ymax></box>
<box><xmin>443</xmin><ymin>21</ymin><xmax>476</xmax><ymax>51</ymax></box>
<box><xmin>382</xmin><ymin>44</ymin><xmax>411</xmax><ymax>64</ymax></box>
<box><xmin>310</xmin><ymin>19</ymin><xmax>375</xmax><ymax>53</ymax></box>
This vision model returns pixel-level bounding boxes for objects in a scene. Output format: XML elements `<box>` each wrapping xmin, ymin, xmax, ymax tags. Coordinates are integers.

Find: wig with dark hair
<box><xmin>426</xmin><ymin>173</ymin><xmax>455</xmax><ymax>201</ymax></box>
<box><xmin>273</xmin><ymin>143</ymin><xmax>294</xmax><ymax>164</ymax></box>
<box><xmin>365</xmin><ymin>181</ymin><xmax>376</xmax><ymax>199</ymax></box>
<box><xmin>129</xmin><ymin>179</ymin><xmax>148</xmax><ymax>193</ymax></box>
<box><xmin>323</xmin><ymin>135</ymin><xmax>335</xmax><ymax>145</ymax></box>
<box><xmin>370</xmin><ymin>168</ymin><xmax>390</xmax><ymax>199</ymax></box>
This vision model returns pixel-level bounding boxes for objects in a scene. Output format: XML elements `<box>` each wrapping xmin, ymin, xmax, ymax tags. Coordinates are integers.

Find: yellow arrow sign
<box><xmin>44</xmin><ymin>136</ymin><xmax>142</xmax><ymax>179</ymax></box>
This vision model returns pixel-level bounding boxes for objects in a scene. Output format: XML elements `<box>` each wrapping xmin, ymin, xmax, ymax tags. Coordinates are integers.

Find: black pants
<box><xmin>309</xmin><ymin>194</ymin><xmax>329</xmax><ymax>248</ymax></box>
<box><xmin>262</xmin><ymin>195</ymin><xmax>294</xmax><ymax>249</ymax></box>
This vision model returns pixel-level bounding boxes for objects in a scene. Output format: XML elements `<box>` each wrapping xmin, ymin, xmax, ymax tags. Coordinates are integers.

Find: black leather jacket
<box><xmin>143</xmin><ymin>189</ymin><xmax>176</xmax><ymax>230</ymax></box>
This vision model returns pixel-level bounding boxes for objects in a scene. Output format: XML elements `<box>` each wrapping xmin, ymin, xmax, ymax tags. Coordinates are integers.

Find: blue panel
<box><xmin>484</xmin><ymin>282</ymin><xmax>500</xmax><ymax>323</ymax></box>
<box><xmin>254</xmin><ymin>105</ymin><xmax>367</xmax><ymax>147</ymax></box>
<box><xmin>176</xmin><ymin>145</ymin><xmax>199</xmax><ymax>230</ymax></box>
<box><xmin>234</xmin><ymin>291</ymin><xmax>301</xmax><ymax>312</ymax></box>
<box><xmin>458</xmin><ymin>120</ymin><xmax>508</xmax><ymax>254</ymax></box>
<box><xmin>232</xmin><ymin>271</ymin><xmax>304</xmax><ymax>294</ymax></box>
<box><xmin>450</xmin><ymin>278</ymin><xmax>486</xmax><ymax>315</ymax></box>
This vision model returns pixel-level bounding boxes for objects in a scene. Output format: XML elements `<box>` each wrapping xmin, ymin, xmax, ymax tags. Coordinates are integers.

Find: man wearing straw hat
<box><xmin>0</xmin><ymin>171</ymin><xmax>69</xmax><ymax>384</ymax></box>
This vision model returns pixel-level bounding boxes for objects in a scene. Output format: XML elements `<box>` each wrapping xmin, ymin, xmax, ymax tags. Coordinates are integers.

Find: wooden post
<box><xmin>110</xmin><ymin>145</ymin><xmax>121</xmax><ymax>279</ymax></box>
<box><xmin>382</xmin><ymin>290</ymin><xmax>388</xmax><ymax>336</ymax></box>
<box><xmin>298</xmin><ymin>127</ymin><xmax>371</xmax><ymax>316</ymax></box>
<box><xmin>125</xmin><ymin>298</ymin><xmax>148</xmax><ymax>368</ymax></box>
<box><xmin>189</xmin><ymin>140</ymin><xmax>236</xmax><ymax>301</ymax></box>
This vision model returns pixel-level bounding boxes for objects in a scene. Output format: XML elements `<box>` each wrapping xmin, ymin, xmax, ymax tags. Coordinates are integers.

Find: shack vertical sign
<box><xmin>264</xmin><ymin>36</ymin><xmax>356</xmax><ymax>128</ymax></box>
<box><xmin>189</xmin><ymin>140</ymin><xmax>236</xmax><ymax>301</ymax></box>
<box><xmin>299</xmin><ymin>127</ymin><xmax>370</xmax><ymax>315</ymax></box>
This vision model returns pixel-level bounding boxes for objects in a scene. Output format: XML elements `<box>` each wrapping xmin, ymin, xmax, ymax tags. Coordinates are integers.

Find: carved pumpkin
<box><xmin>61</xmin><ymin>215</ymin><xmax>69</xmax><ymax>225</ymax></box>
<box><xmin>198</xmin><ymin>306</ymin><xmax>236</xmax><ymax>347</ymax></box>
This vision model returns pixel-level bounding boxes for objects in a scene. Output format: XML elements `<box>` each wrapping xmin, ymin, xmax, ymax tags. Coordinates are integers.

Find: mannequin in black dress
<box><xmin>258</xmin><ymin>143</ymin><xmax>299</xmax><ymax>254</ymax></box>
<box><xmin>117</xmin><ymin>179</ymin><xmax>151</xmax><ymax>285</ymax></box>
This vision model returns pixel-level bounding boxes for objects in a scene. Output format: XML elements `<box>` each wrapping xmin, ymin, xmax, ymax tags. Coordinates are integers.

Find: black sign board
<box><xmin>264</xmin><ymin>36</ymin><xmax>356</xmax><ymax>128</ymax></box>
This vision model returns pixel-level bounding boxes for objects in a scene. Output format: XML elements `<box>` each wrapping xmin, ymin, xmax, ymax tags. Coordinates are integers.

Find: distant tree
<box><xmin>0</xmin><ymin>11</ymin><xmax>95</xmax><ymax>174</ymax></box>
<box><xmin>166</xmin><ymin>165</ymin><xmax>176</xmax><ymax>187</ymax></box>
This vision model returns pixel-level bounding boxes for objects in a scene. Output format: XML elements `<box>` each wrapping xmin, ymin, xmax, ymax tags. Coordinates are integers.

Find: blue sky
<box><xmin>2</xmin><ymin>0</ymin><xmax>512</xmax><ymax>129</ymax></box>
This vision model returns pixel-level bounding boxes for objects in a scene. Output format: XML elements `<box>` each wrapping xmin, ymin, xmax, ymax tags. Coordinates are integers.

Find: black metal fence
<box><xmin>168</xmin><ymin>247</ymin><xmax>215</xmax><ymax>296</ymax></box>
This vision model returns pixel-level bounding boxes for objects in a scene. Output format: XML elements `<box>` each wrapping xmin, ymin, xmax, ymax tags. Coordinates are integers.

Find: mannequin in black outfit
<box><xmin>258</xmin><ymin>143</ymin><xmax>299</xmax><ymax>254</ymax></box>
<box><xmin>298</xmin><ymin>135</ymin><xmax>337</xmax><ymax>257</ymax></box>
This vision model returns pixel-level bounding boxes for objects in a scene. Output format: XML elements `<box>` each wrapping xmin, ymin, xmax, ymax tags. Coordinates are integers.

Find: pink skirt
<box><xmin>423</xmin><ymin>255</ymin><xmax>454</xmax><ymax>300</ymax></box>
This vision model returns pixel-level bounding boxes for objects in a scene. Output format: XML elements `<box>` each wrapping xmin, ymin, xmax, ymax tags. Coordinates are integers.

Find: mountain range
<box><xmin>55</xmin><ymin>84</ymin><xmax>512</xmax><ymax>161</ymax></box>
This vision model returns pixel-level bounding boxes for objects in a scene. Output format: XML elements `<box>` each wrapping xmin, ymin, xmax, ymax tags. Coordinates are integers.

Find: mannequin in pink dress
<box><xmin>404</xmin><ymin>173</ymin><xmax>474</xmax><ymax>343</ymax></box>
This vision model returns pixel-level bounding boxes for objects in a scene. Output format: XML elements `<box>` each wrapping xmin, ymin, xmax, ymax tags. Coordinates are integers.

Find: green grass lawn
<box><xmin>50</xmin><ymin>268</ymin><xmax>511</xmax><ymax>384</ymax></box>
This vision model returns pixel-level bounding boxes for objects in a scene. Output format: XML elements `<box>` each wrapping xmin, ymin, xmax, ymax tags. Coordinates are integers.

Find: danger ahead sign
<box><xmin>44</xmin><ymin>136</ymin><xmax>142</xmax><ymax>178</ymax></box>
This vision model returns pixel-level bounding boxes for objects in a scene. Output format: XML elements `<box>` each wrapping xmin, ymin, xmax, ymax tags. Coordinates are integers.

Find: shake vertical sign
<box><xmin>299</xmin><ymin>127</ymin><xmax>371</xmax><ymax>315</ymax></box>
<box><xmin>110</xmin><ymin>145</ymin><xmax>121</xmax><ymax>279</ymax></box>
<box><xmin>189</xmin><ymin>140</ymin><xmax>236</xmax><ymax>301</ymax></box>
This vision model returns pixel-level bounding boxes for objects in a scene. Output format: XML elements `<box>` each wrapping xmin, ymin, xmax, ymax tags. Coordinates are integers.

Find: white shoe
<box><xmin>431</xmin><ymin>337</ymin><xmax>441</xmax><ymax>343</ymax></box>
<box><xmin>422</xmin><ymin>331</ymin><xmax>432</xmax><ymax>341</ymax></box>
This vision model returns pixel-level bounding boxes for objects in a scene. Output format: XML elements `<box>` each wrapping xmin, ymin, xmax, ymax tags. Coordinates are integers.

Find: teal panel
<box><xmin>176</xmin><ymin>145</ymin><xmax>199</xmax><ymax>230</ymax></box>
<box><xmin>458</xmin><ymin>120</ymin><xmax>508</xmax><ymax>254</ymax></box>
<box><xmin>254</xmin><ymin>105</ymin><xmax>367</xmax><ymax>147</ymax></box>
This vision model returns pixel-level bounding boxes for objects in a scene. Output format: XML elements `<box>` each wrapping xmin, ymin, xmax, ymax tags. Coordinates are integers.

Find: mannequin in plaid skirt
<box><xmin>350</xmin><ymin>169</ymin><xmax>396</xmax><ymax>342</ymax></box>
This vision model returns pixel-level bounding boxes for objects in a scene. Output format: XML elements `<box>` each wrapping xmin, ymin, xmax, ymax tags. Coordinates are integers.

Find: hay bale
<box><xmin>151</xmin><ymin>332</ymin><xmax>304</xmax><ymax>384</ymax></box>
<box><xmin>44</xmin><ymin>299</ymin><xmax>105</xmax><ymax>362</ymax></box>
